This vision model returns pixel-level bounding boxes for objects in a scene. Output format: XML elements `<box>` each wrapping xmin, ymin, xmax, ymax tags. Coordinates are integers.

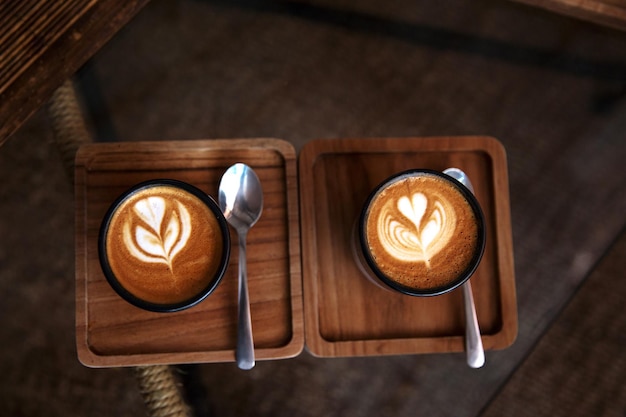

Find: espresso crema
<box><xmin>364</xmin><ymin>172</ymin><xmax>480</xmax><ymax>291</ymax></box>
<box><xmin>104</xmin><ymin>185</ymin><xmax>225</xmax><ymax>306</ymax></box>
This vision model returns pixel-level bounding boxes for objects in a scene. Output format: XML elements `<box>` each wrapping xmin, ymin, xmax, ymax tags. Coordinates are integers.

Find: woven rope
<box><xmin>134</xmin><ymin>366</ymin><xmax>192</xmax><ymax>417</ymax></box>
<box><xmin>46</xmin><ymin>79</ymin><xmax>91</xmax><ymax>181</ymax></box>
<box><xmin>47</xmin><ymin>80</ymin><xmax>192</xmax><ymax>417</ymax></box>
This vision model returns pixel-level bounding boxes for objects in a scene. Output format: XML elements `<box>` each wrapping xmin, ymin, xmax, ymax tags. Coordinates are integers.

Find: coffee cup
<box><xmin>352</xmin><ymin>169</ymin><xmax>486</xmax><ymax>296</ymax></box>
<box><xmin>98</xmin><ymin>179</ymin><xmax>230</xmax><ymax>312</ymax></box>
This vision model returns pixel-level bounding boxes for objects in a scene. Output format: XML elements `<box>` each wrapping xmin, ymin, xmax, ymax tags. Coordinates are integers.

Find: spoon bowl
<box><xmin>219</xmin><ymin>163</ymin><xmax>263</xmax><ymax>370</ymax></box>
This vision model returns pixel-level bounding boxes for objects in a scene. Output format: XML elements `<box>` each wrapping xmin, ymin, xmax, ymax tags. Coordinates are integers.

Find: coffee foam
<box><xmin>105</xmin><ymin>185</ymin><xmax>224</xmax><ymax>305</ymax></box>
<box><xmin>365</xmin><ymin>173</ymin><xmax>479</xmax><ymax>290</ymax></box>
<box><xmin>123</xmin><ymin>196</ymin><xmax>192</xmax><ymax>269</ymax></box>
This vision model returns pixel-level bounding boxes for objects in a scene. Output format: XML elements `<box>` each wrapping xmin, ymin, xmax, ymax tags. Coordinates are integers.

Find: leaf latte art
<box><xmin>103</xmin><ymin>183</ymin><xmax>226</xmax><ymax>307</ymax></box>
<box><xmin>123</xmin><ymin>196</ymin><xmax>192</xmax><ymax>271</ymax></box>
<box><xmin>377</xmin><ymin>192</ymin><xmax>456</xmax><ymax>267</ymax></box>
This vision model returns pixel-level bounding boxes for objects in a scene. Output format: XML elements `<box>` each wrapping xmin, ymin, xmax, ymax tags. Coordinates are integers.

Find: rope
<box><xmin>46</xmin><ymin>79</ymin><xmax>92</xmax><ymax>181</ymax></box>
<box><xmin>134</xmin><ymin>366</ymin><xmax>192</xmax><ymax>417</ymax></box>
<box><xmin>47</xmin><ymin>79</ymin><xmax>192</xmax><ymax>417</ymax></box>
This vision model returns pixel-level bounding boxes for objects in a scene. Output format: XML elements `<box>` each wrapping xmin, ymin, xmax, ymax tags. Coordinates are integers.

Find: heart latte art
<box><xmin>104</xmin><ymin>185</ymin><xmax>225</xmax><ymax>306</ymax></box>
<box><xmin>378</xmin><ymin>192</ymin><xmax>456</xmax><ymax>268</ymax></box>
<box><xmin>365</xmin><ymin>173</ymin><xmax>480</xmax><ymax>291</ymax></box>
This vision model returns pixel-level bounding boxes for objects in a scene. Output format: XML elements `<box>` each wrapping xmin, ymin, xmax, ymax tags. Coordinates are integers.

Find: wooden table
<box><xmin>512</xmin><ymin>0</ymin><xmax>626</xmax><ymax>31</ymax></box>
<box><xmin>0</xmin><ymin>0</ymin><xmax>150</xmax><ymax>147</ymax></box>
<box><xmin>2</xmin><ymin>0</ymin><xmax>624</xmax><ymax>149</ymax></box>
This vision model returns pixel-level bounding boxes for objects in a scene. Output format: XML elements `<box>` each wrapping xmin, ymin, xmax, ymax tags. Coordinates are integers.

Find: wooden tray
<box><xmin>75</xmin><ymin>139</ymin><xmax>303</xmax><ymax>367</ymax></box>
<box><xmin>299</xmin><ymin>136</ymin><xmax>517</xmax><ymax>357</ymax></box>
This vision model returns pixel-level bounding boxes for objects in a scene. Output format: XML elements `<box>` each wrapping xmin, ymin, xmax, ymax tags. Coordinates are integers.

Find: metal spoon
<box><xmin>219</xmin><ymin>163</ymin><xmax>263</xmax><ymax>370</ymax></box>
<box><xmin>443</xmin><ymin>167</ymin><xmax>485</xmax><ymax>369</ymax></box>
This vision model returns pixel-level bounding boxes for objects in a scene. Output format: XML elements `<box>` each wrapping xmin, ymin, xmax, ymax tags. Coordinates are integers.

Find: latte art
<box><xmin>123</xmin><ymin>196</ymin><xmax>192</xmax><ymax>271</ymax></box>
<box><xmin>363</xmin><ymin>172</ymin><xmax>483</xmax><ymax>292</ymax></box>
<box><xmin>101</xmin><ymin>182</ymin><xmax>228</xmax><ymax>308</ymax></box>
<box><xmin>378</xmin><ymin>192</ymin><xmax>456</xmax><ymax>268</ymax></box>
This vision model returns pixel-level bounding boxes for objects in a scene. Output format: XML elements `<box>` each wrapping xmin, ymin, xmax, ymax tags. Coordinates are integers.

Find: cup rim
<box><xmin>358</xmin><ymin>169</ymin><xmax>486</xmax><ymax>297</ymax></box>
<box><xmin>98</xmin><ymin>179</ymin><xmax>231</xmax><ymax>312</ymax></box>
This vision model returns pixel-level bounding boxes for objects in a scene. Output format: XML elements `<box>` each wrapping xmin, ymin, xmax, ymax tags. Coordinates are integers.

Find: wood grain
<box><xmin>511</xmin><ymin>0</ymin><xmax>626</xmax><ymax>31</ymax></box>
<box><xmin>299</xmin><ymin>136</ymin><xmax>517</xmax><ymax>358</ymax></box>
<box><xmin>0</xmin><ymin>0</ymin><xmax>150</xmax><ymax>146</ymax></box>
<box><xmin>75</xmin><ymin>138</ymin><xmax>303</xmax><ymax>367</ymax></box>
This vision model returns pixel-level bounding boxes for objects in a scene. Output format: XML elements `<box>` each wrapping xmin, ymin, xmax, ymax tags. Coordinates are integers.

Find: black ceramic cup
<box><xmin>99</xmin><ymin>179</ymin><xmax>230</xmax><ymax>312</ymax></box>
<box><xmin>352</xmin><ymin>169</ymin><xmax>486</xmax><ymax>297</ymax></box>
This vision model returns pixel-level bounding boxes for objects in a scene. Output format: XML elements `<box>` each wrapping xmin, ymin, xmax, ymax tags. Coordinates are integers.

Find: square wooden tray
<box><xmin>75</xmin><ymin>139</ymin><xmax>303</xmax><ymax>367</ymax></box>
<box><xmin>299</xmin><ymin>136</ymin><xmax>517</xmax><ymax>357</ymax></box>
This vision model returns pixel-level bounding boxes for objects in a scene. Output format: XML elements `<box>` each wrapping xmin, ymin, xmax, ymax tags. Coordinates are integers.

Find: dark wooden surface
<box><xmin>482</xmin><ymin>228</ymin><xmax>626</xmax><ymax>417</ymax></box>
<box><xmin>1</xmin><ymin>0</ymin><xmax>624</xmax><ymax>153</ymax></box>
<box><xmin>0</xmin><ymin>0</ymin><xmax>150</xmax><ymax>147</ymax></box>
<box><xmin>512</xmin><ymin>0</ymin><xmax>626</xmax><ymax>31</ymax></box>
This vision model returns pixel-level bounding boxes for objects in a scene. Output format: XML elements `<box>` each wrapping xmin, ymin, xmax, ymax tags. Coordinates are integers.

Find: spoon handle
<box><xmin>236</xmin><ymin>232</ymin><xmax>255</xmax><ymax>370</ymax></box>
<box><xmin>443</xmin><ymin>167</ymin><xmax>485</xmax><ymax>368</ymax></box>
<box><xmin>462</xmin><ymin>279</ymin><xmax>485</xmax><ymax>368</ymax></box>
